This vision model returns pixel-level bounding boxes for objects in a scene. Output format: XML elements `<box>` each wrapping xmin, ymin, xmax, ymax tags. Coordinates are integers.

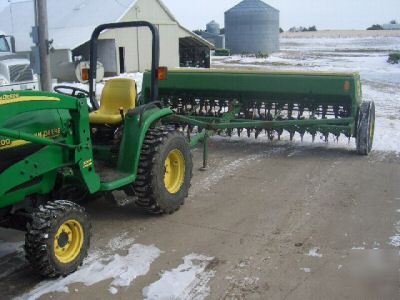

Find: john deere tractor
<box><xmin>0</xmin><ymin>21</ymin><xmax>375</xmax><ymax>278</ymax></box>
<box><xmin>0</xmin><ymin>22</ymin><xmax>192</xmax><ymax>277</ymax></box>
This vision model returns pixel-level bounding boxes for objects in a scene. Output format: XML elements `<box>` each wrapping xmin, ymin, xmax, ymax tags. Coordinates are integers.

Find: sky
<box><xmin>0</xmin><ymin>0</ymin><xmax>399</xmax><ymax>31</ymax></box>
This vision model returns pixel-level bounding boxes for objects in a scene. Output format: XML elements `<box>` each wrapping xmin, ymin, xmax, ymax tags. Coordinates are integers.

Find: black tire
<box><xmin>356</xmin><ymin>101</ymin><xmax>375</xmax><ymax>155</ymax></box>
<box><xmin>133</xmin><ymin>127</ymin><xmax>193</xmax><ymax>214</ymax></box>
<box><xmin>25</xmin><ymin>200</ymin><xmax>90</xmax><ymax>278</ymax></box>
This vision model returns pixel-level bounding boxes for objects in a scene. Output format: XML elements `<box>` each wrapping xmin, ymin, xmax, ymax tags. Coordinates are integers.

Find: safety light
<box><xmin>156</xmin><ymin>67</ymin><xmax>168</xmax><ymax>80</ymax></box>
<box><xmin>81</xmin><ymin>68</ymin><xmax>89</xmax><ymax>81</ymax></box>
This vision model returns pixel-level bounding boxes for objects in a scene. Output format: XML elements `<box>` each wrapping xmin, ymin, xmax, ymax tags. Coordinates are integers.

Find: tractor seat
<box><xmin>89</xmin><ymin>78</ymin><xmax>137</xmax><ymax>125</ymax></box>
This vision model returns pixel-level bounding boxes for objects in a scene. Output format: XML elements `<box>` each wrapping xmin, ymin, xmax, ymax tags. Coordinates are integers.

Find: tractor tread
<box><xmin>24</xmin><ymin>200</ymin><xmax>90</xmax><ymax>278</ymax></box>
<box><xmin>133</xmin><ymin>126</ymin><xmax>193</xmax><ymax>214</ymax></box>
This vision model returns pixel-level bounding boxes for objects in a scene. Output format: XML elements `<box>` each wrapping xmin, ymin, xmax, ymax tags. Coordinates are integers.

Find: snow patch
<box><xmin>388</xmin><ymin>218</ymin><xmax>400</xmax><ymax>247</ymax></box>
<box><xmin>306</xmin><ymin>247</ymin><xmax>323</xmax><ymax>258</ymax></box>
<box><xmin>109</xmin><ymin>287</ymin><xmax>118</xmax><ymax>295</ymax></box>
<box><xmin>19</xmin><ymin>235</ymin><xmax>161</xmax><ymax>300</ymax></box>
<box><xmin>389</xmin><ymin>235</ymin><xmax>400</xmax><ymax>247</ymax></box>
<box><xmin>107</xmin><ymin>232</ymin><xmax>136</xmax><ymax>251</ymax></box>
<box><xmin>143</xmin><ymin>254</ymin><xmax>216</xmax><ymax>300</ymax></box>
<box><xmin>300</xmin><ymin>268</ymin><xmax>311</xmax><ymax>273</ymax></box>
<box><xmin>351</xmin><ymin>247</ymin><xmax>365</xmax><ymax>250</ymax></box>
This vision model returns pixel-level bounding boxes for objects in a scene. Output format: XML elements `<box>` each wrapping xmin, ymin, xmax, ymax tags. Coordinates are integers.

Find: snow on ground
<box><xmin>388</xmin><ymin>209</ymin><xmax>400</xmax><ymax>247</ymax></box>
<box><xmin>213</xmin><ymin>36</ymin><xmax>400</xmax><ymax>154</ymax></box>
<box><xmin>142</xmin><ymin>254</ymin><xmax>216</xmax><ymax>300</ymax></box>
<box><xmin>19</xmin><ymin>234</ymin><xmax>161</xmax><ymax>300</ymax></box>
<box><xmin>19</xmin><ymin>233</ymin><xmax>216</xmax><ymax>299</ymax></box>
<box><xmin>306</xmin><ymin>247</ymin><xmax>323</xmax><ymax>258</ymax></box>
<box><xmin>300</xmin><ymin>268</ymin><xmax>311</xmax><ymax>273</ymax></box>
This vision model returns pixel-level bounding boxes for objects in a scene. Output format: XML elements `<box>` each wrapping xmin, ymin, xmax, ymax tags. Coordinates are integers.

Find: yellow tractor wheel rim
<box><xmin>53</xmin><ymin>219</ymin><xmax>84</xmax><ymax>264</ymax></box>
<box><xmin>164</xmin><ymin>149</ymin><xmax>185</xmax><ymax>194</ymax></box>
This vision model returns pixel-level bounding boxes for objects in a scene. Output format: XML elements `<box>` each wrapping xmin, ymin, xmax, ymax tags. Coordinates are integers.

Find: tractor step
<box><xmin>95</xmin><ymin>161</ymin><xmax>129</xmax><ymax>183</ymax></box>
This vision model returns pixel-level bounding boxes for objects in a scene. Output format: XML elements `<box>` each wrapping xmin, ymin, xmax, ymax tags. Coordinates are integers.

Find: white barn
<box><xmin>0</xmin><ymin>0</ymin><xmax>213</xmax><ymax>77</ymax></box>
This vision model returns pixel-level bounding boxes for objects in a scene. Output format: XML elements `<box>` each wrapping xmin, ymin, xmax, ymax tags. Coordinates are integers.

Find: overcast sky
<box><xmin>0</xmin><ymin>0</ymin><xmax>399</xmax><ymax>30</ymax></box>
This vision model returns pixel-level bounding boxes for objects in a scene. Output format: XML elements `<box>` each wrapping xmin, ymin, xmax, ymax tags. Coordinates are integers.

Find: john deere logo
<box><xmin>83</xmin><ymin>159</ymin><xmax>93</xmax><ymax>169</ymax></box>
<box><xmin>0</xmin><ymin>94</ymin><xmax>19</xmax><ymax>101</ymax></box>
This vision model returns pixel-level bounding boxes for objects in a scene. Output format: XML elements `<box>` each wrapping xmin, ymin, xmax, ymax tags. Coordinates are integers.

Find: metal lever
<box><xmin>119</xmin><ymin>107</ymin><xmax>125</xmax><ymax>123</ymax></box>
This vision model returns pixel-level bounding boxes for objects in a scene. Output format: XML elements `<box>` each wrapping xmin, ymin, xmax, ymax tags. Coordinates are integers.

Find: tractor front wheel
<box><xmin>133</xmin><ymin>127</ymin><xmax>193</xmax><ymax>214</ymax></box>
<box><xmin>25</xmin><ymin>200</ymin><xmax>90</xmax><ymax>278</ymax></box>
<box><xmin>356</xmin><ymin>101</ymin><xmax>375</xmax><ymax>155</ymax></box>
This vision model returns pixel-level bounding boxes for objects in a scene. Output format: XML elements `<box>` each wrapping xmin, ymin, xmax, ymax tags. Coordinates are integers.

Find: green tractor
<box><xmin>0</xmin><ymin>21</ymin><xmax>375</xmax><ymax>278</ymax></box>
<box><xmin>0</xmin><ymin>22</ymin><xmax>192</xmax><ymax>277</ymax></box>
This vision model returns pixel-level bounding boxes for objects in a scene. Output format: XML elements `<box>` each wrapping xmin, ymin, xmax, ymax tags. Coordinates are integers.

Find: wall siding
<box><xmin>100</xmin><ymin>0</ymin><xmax>179</xmax><ymax>73</ymax></box>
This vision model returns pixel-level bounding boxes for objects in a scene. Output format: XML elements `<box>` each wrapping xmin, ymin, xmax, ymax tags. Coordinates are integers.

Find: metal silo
<box><xmin>225</xmin><ymin>0</ymin><xmax>280</xmax><ymax>54</ymax></box>
<box><xmin>206</xmin><ymin>20</ymin><xmax>221</xmax><ymax>35</ymax></box>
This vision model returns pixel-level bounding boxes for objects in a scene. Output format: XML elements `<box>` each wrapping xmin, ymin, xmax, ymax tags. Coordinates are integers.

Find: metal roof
<box><xmin>207</xmin><ymin>20</ymin><xmax>219</xmax><ymax>26</ymax></box>
<box><xmin>226</xmin><ymin>0</ymin><xmax>279</xmax><ymax>14</ymax></box>
<box><xmin>0</xmin><ymin>0</ymin><xmax>137</xmax><ymax>51</ymax></box>
<box><xmin>0</xmin><ymin>0</ymin><xmax>213</xmax><ymax>52</ymax></box>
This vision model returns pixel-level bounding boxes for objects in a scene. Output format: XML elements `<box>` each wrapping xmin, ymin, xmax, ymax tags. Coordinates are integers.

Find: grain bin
<box><xmin>206</xmin><ymin>20</ymin><xmax>221</xmax><ymax>35</ymax></box>
<box><xmin>225</xmin><ymin>0</ymin><xmax>280</xmax><ymax>54</ymax></box>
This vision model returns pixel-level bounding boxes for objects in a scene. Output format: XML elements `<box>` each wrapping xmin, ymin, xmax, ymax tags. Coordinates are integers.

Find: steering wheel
<box><xmin>54</xmin><ymin>85</ymin><xmax>90</xmax><ymax>98</ymax></box>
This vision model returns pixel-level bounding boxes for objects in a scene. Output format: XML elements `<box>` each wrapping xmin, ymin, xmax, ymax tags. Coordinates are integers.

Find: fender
<box><xmin>105</xmin><ymin>107</ymin><xmax>173</xmax><ymax>191</ymax></box>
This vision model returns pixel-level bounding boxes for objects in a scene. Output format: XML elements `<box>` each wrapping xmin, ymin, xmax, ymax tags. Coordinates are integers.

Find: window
<box><xmin>0</xmin><ymin>36</ymin><xmax>10</xmax><ymax>52</ymax></box>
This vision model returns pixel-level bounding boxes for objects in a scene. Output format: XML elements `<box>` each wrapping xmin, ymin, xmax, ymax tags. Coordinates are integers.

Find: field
<box><xmin>0</xmin><ymin>35</ymin><xmax>399</xmax><ymax>299</ymax></box>
<box><xmin>281</xmin><ymin>29</ymin><xmax>400</xmax><ymax>38</ymax></box>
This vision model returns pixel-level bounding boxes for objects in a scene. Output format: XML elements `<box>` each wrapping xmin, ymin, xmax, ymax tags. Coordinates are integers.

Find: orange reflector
<box><xmin>343</xmin><ymin>80</ymin><xmax>350</xmax><ymax>91</ymax></box>
<box><xmin>82</xmin><ymin>68</ymin><xmax>89</xmax><ymax>81</ymax></box>
<box><xmin>156</xmin><ymin>67</ymin><xmax>168</xmax><ymax>80</ymax></box>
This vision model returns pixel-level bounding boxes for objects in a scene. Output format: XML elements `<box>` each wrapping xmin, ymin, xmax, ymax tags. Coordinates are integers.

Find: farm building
<box><xmin>0</xmin><ymin>0</ymin><xmax>213</xmax><ymax>79</ymax></box>
<box><xmin>225</xmin><ymin>0</ymin><xmax>280</xmax><ymax>54</ymax></box>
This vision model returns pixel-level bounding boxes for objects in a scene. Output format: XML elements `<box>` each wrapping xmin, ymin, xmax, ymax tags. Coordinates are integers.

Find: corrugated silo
<box><xmin>206</xmin><ymin>20</ymin><xmax>221</xmax><ymax>35</ymax></box>
<box><xmin>225</xmin><ymin>0</ymin><xmax>280</xmax><ymax>54</ymax></box>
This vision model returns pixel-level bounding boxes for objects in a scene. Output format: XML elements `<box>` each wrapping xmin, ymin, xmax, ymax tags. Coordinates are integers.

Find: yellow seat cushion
<box><xmin>89</xmin><ymin>78</ymin><xmax>137</xmax><ymax>125</ymax></box>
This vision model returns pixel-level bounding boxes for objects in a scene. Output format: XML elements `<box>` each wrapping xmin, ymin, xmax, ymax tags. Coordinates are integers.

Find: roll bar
<box><xmin>89</xmin><ymin>21</ymin><xmax>160</xmax><ymax>110</ymax></box>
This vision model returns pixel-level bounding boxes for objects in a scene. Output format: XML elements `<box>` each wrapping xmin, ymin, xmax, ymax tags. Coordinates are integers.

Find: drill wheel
<box><xmin>356</xmin><ymin>101</ymin><xmax>375</xmax><ymax>155</ymax></box>
<box><xmin>133</xmin><ymin>126</ymin><xmax>193</xmax><ymax>214</ymax></box>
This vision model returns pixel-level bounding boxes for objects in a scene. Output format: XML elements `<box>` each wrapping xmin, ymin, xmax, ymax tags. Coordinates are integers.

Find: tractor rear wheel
<box><xmin>25</xmin><ymin>200</ymin><xmax>90</xmax><ymax>278</ymax></box>
<box><xmin>133</xmin><ymin>127</ymin><xmax>193</xmax><ymax>214</ymax></box>
<box><xmin>356</xmin><ymin>101</ymin><xmax>375</xmax><ymax>155</ymax></box>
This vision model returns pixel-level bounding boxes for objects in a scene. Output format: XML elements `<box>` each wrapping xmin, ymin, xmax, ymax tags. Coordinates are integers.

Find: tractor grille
<box><xmin>9</xmin><ymin>64</ymin><xmax>34</xmax><ymax>83</ymax></box>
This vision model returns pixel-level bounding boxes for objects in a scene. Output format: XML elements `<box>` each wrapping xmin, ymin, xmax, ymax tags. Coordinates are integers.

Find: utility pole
<box><xmin>34</xmin><ymin>0</ymin><xmax>52</xmax><ymax>91</ymax></box>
